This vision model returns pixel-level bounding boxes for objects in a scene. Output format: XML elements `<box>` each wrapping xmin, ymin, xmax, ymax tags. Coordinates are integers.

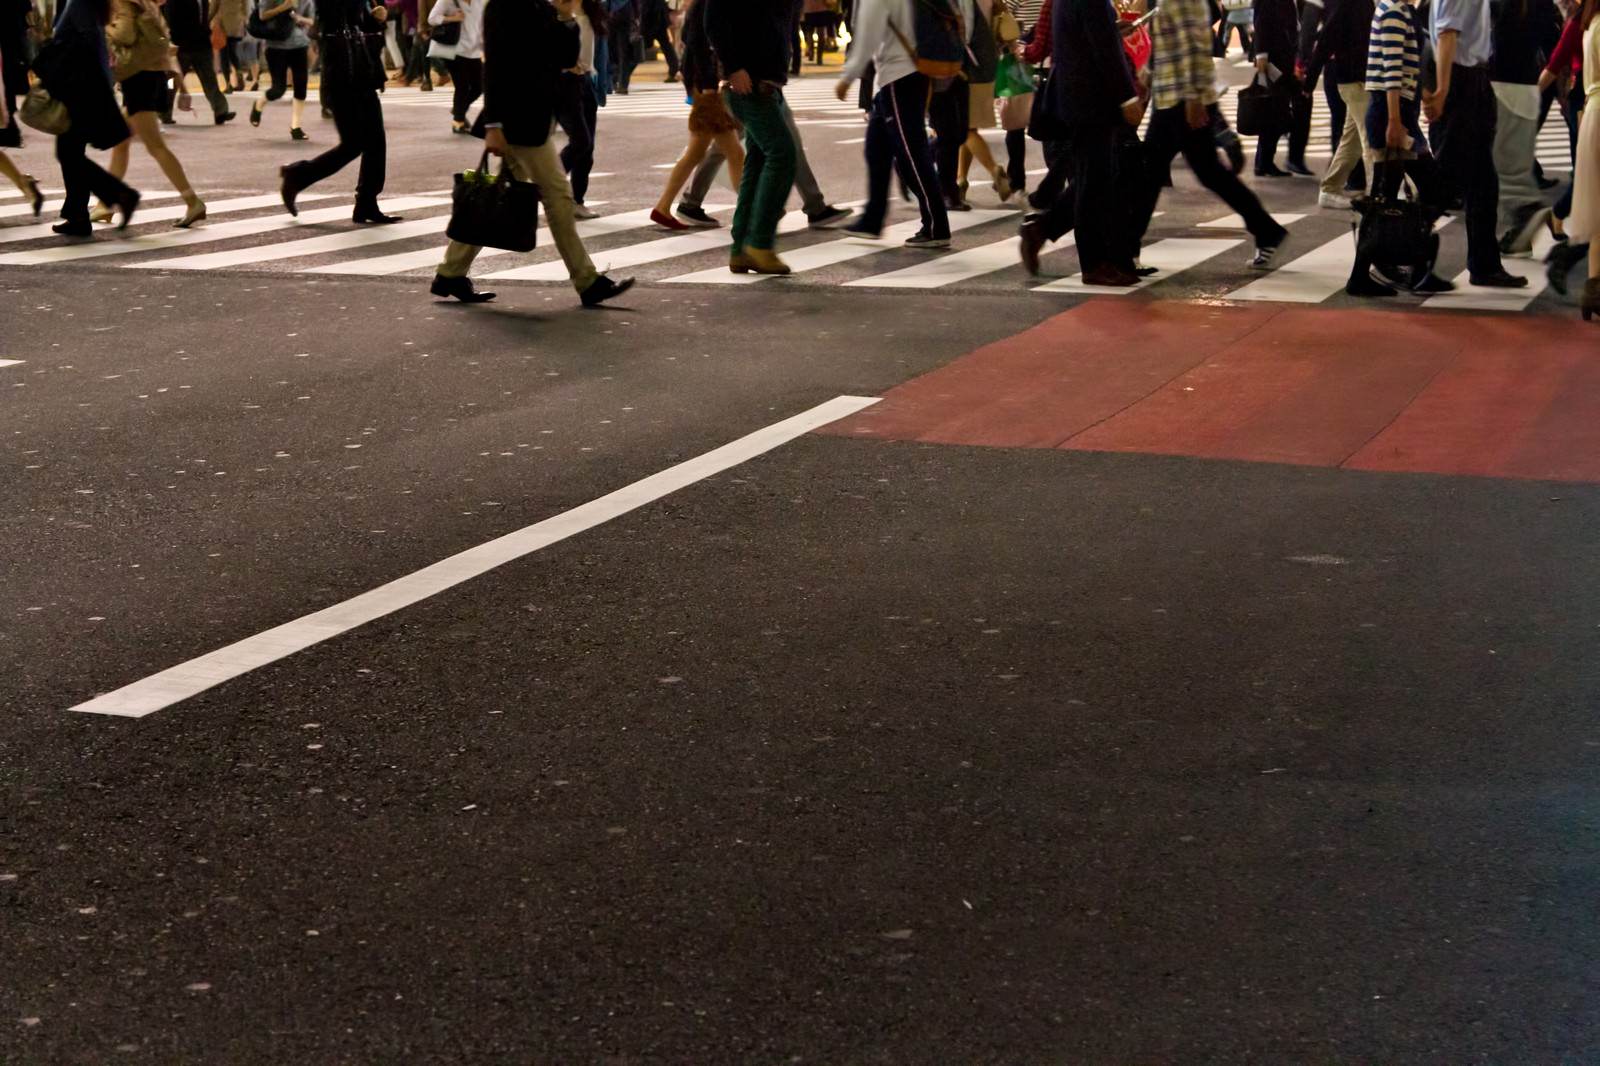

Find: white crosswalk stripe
<box><xmin>0</xmin><ymin>191</ymin><xmax>183</xmax><ymax>220</ymax></box>
<box><xmin>1035</xmin><ymin>238</ymin><xmax>1245</xmax><ymax>295</ymax></box>
<box><xmin>0</xmin><ymin>192</ymin><xmax>323</xmax><ymax>247</ymax></box>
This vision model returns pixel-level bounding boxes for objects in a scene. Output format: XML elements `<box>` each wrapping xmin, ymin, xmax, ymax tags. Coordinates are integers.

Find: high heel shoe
<box><xmin>89</xmin><ymin>202</ymin><xmax>114</xmax><ymax>224</ymax></box>
<box><xmin>290</xmin><ymin>127</ymin><xmax>307</xmax><ymax>140</ymax></box>
<box><xmin>1583</xmin><ymin>277</ymin><xmax>1599</xmax><ymax>322</ymax></box>
<box><xmin>174</xmin><ymin>195</ymin><xmax>207</xmax><ymax>229</ymax></box>
<box><xmin>993</xmin><ymin>171</ymin><xmax>1013</xmax><ymax>203</ymax></box>
<box><xmin>24</xmin><ymin>176</ymin><xmax>43</xmax><ymax>217</ymax></box>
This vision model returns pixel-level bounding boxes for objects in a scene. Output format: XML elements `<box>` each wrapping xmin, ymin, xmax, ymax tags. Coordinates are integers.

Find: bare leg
<box><xmin>129</xmin><ymin>111</ymin><xmax>197</xmax><ymax>200</ymax></box>
<box><xmin>957</xmin><ymin>144</ymin><xmax>972</xmax><ymax>187</ymax></box>
<box><xmin>713</xmin><ymin>129</ymin><xmax>744</xmax><ymax>190</ymax></box>
<box><xmin>963</xmin><ymin>130</ymin><xmax>1000</xmax><ymax>179</ymax></box>
<box><xmin>655</xmin><ymin>131</ymin><xmax>714</xmax><ymax>215</ymax></box>
<box><xmin>0</xmin><ymin>151</ymin><xmax>29</xmax><ymax>194</ymax></box>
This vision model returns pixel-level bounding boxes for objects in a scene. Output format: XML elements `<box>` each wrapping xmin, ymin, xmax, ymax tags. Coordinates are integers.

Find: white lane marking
<box><xmin>1198</xmin><ymin>212</ymin><xmax>1306</xmax><ymax>229</ymax></box>
<box><xmin>129</xmin><ymin>201</ymin><xmax>609</xmax><ymax>271</ymax></box>
<box><xmin>0</xmin><ymin>191</ymin><xmax>182</xmax><ymax>221</ymax></box>
<box><xmin>1033</xmin><ymin>237</ymin><xmax>1243</xmax><ymax>294</ymax></box>
<box><xmin>1225</xmin><ymin>231</ymin><xmax>1356</xmax><ymax>303</ymax></box>
<box><xmin>845</xmin><ymin>232</ymin><xmax>1068</xmax><ymax>289</ymax></box>
<box><xmin>0</xmin><ymin>359</ymin><xmax>23</xmax><ymax>368</ymax></box>
<box><xmin>0</xmin><ymin>197</ymin><xmax>443</xmax><ymax>266</ymax></box>
<box><xmin>663</xmin><ymin>209</ymin><xmax>1010</xmax><ymax>286</ymax></box>
<box><xmin>304</xmin><ymin>204</ymin><xmax>736</xmax><ymax>276</ymax></box>
<box><xmin>484</xmin><ymin>209</ymin><xmax>813</xmax><ymax>281</ymax></box>
<box><xmin>1421</xmin><ymin>230</ymin><xmax>1554</xmax><ymax>311</ymax></box>
<box><xmin>835</xmin><ymin>137</ymin><xmax>866</xmax><ymax>145</ymax></box>
<box><xmin>0</xmin><ymin>193</ymin><xmax>332</xmax><ymax>247</ymax></box>
<box><xmin>68</xmin><ymin>395</ymin><xmax>881</xmax><ymax>718</ymax></box>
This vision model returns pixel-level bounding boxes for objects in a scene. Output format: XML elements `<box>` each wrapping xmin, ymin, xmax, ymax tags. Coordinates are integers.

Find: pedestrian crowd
<box><xmin>0</xmin><ymin>0</ymin><xmax>1595</xmax><ymax>318</ymax></box>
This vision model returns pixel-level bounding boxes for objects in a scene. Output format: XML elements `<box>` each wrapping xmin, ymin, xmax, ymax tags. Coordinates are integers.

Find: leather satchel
<box><xmin>447</xmin><ymin>150</ymin><xmax>540</xmax><ymax>253</ymax></box>
<box><xmin>1234</xmin><ymin>74</ymin><xmax>1289</xmax><ymax>137</ymax></box>
<box><xmin>1356</xmin><ymin>180</ymin><xmax>1434</xmax><ymax>267</ymax></box>
<box><xmin>19</xmin><ymin>85</ymin><xmax>70</xmax><ymax>135</ymax></box>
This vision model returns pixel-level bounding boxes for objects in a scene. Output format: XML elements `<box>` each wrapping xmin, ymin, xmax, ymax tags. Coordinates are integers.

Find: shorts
<box><xmin>688</xmin><ymin>89</ymin><xmax>739</xmax><ymax>136</ymax></box>
<box><xmin>119</xmin><ymin>69</ymin><xmax>169</xmax><ymax>115</ymax></box>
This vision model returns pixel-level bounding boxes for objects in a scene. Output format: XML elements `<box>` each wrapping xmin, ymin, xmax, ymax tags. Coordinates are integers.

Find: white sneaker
<box><xmin>1318</xmin><ymin>191</ymin><xmax>1353</xmax><ymax>210</ymax></box>
<box><xmin>572</xmin><ymin>203</ymin><xmax>600</xmax><ymax>220</ymax></box>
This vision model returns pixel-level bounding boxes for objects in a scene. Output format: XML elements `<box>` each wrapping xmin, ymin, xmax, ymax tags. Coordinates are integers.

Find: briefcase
<box><xmin>1234</xmin><ymin>75</ymin><xmax>1289</xmax><ymax>137</ymax></box>
<box><xmin>446</xmin><ymin>151</ymin><xmax>541</xmax><ymax>253</ymax></box>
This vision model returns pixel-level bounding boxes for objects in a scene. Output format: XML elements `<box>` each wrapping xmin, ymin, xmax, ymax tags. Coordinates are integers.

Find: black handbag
<box><xmin>1355</xmin><ymin>175</ymin><xmax>1434</xmax><ymax>267</ymax></box>
<box><xmin>1234</xmin><ymin>74</ymin><xmax>1289</xmax><ymax>137</ymax></box>
<box><xmin>247</xmin><ymin>1</ymin><xmax>296</xmax><ymax>41</ymax></box>
<box><xmin>431</xmin><ymin>17</ymin><xmax>462</xmax><ymax>45</ymax></box>
<box><xmin>447</xmin><ymin>150</ymin><xmax>541</xmax><ymax>253</ymax></box>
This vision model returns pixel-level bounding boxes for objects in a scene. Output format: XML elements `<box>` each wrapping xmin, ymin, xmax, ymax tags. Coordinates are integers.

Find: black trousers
<box><xmin>1005</xmin><ymin>127</ymin><xmax>1026</xmax><ymax>191</ymax></box>
<box><xmin>641</xmin><ymin>25</ymin><xmax>678</xmax><ymax>77</ymax></box>
<box><xmin>1039</xmin><ymin>119</ymin><xmax>1137</xmax><ymax>272</ymax></box>
<box><xmin>927</xmin><ymin>79</ymin><xmax>968</xmax><ymax>202</ymax></box>
<box><xmin>1256</xmin><ymin>75</ymin><xmax>1309</xmax><ymax>167</ymax></box>
<box><xmin>285</xmin><ymin>81</ymin><xmax>386</xmax><ymax>202</ymax></box>
<box><xmin>167</xmin><ymin>44</ymin><xmax>229</xmax><ymax>119</ymax></box>
<box><xmin>1136</xmin><ymin>103</ymin><xmax>1281</xmax><ymax>245</ymax></box>
<box><xmin>264</xmin><ymin>45</ymin><xmax>310</xmax><ymax>101</ymax></box>
<box><xmin>608</xmin><ymin>17</ymin><xmax>637</xmax><ymax>90</ymax></box>
<box><xmin>555</xmin><ymin>72</ymin><xmax>598</xmax><ymax>202</ymax></box>
<box><xmin>860</xmin><ymin>72</ymin><xmax>949</xmax><ymax>238</ymax></box>
<box><xmin>447</xmin><ymin>56</ymin><xmax>482</xmax><ymax>122</ymax></box>
<box><xmin>56</xmin><ymin>128</ymin><xmax>134</xmax><ymax>224</ymax></box>
<box><xmin>1427</xmin><ymin>64</ymin><xmax>1501</xmax><ymax>277</ymax></box>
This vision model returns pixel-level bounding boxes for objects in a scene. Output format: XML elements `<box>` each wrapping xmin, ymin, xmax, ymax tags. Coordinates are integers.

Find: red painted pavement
<box><xmin>824</xmin><ymin>300</ymin><xmax>1600</xmax><ymax>483</ymax></box>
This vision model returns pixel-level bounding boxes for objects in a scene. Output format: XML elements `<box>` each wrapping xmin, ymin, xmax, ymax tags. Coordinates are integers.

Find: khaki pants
<box><xmin>438</xmin><ymin>131</ymin><xmax>599</xmax><ymax>293</ymax></box>
<box><xmin>1321</xmin><ymin>81</ymin><xmax>1372</xmax><ymax>197</ymax></box>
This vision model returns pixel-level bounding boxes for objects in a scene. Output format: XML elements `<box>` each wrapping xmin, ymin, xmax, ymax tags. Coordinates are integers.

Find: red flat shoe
<box><xmin>650</xmin><ymin>208</ymin><xmax>690</xmax><ymax>232</ymax></box>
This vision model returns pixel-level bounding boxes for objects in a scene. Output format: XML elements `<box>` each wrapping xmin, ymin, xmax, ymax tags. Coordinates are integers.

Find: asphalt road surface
<box><xmin>3</xmin><ymin>56</ymin><xmax>1598</xmax><ymax>1064</ymax></box>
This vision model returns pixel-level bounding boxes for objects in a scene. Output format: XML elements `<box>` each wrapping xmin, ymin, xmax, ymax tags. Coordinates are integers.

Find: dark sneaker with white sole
<box><xmin>904</xmin><ymin>230</ymin><xmax>950</xmax><ymax>250</ymax></box>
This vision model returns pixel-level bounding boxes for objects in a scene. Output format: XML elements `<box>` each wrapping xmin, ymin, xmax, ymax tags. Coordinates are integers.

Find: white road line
<box><xmin>1421</xmin><ymin>230</ymin><xmax>1553</xmax><ymax>311</ymax></box>
<box><xmin>0</xmin><ymin>193</ymin><xmax>328</xmax><ymax>247</ymax></box>
<box><xmin>1034</xmin><ymin>237</ymin><xmax>1243</xmax><ymax>294</ymax></box>
<box><xmin>305</xmin><ymin>205</ymin><xmax>733</xmax><ymax>276</ymax></box>
<box><xmin>663</xmin><ymin>209</ymin><xmax>1010</xmax><ymax>285</ymax></box>
<box><xmin>1</xmin><ymin>191</ymin><xmax>183</xmax><ymax>221</ymax></box>
<box><xmin>1225</xmin><ymin>230</ymin><xmax>1357</xmax><ymax>303</ymax></box>
<box><xmin>485</xmin><ymin>209</ymin><xmax>813</xmax><ymax>281</ymax></box>
<box><xmin>1199</xmin><ymin>212</ymin><xmax>1306</xmax><ymax>229</ymax></box>
<box><xmin>0</xmin><ymin>196</ymin><xmax>443</xmax><ymax>267</ymax></box>
<box><xmin>0</xmin><ymin>359</ymin><xmax>23</xmax><ymax>368</ymax></box>
<box><xmin>68</xmin><ymin>395</ymin><xmax>881</xmax><ymax>718</ymax></box>
<box><xmin>844</xmin><ymin>232</ymin><xmax>1064</xmax><ymax>289</ymax></box>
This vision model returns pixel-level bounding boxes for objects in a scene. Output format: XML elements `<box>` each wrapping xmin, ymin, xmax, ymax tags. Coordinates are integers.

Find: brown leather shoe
<box><xmin>1082</xmin><ymin>264</ymin><xmax>1140</xmax><ymax>287</ymax></box>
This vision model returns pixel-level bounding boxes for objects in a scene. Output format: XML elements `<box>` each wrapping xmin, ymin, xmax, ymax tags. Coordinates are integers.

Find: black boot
<box><xmin>353</xmin><ymin>200</ymin><xmax>403</xmax><ymax>224</ymax></box>
<box><xmin>430</xmin><ymin>274</ymin><xmax>496</xmax><ymax>303</ymax></box>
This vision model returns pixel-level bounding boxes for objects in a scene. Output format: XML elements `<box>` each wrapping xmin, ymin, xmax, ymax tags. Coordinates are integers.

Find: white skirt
<box><xmin>1568</xmin><ymin>102</ymin><xmax>1600</xmax><ymax>240</ymax></box>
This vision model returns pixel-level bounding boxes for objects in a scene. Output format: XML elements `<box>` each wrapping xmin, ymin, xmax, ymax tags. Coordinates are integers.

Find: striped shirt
<box><xmin>1007</xmin><ymin>0</ymin><xmax>1045</xmax><ymax>32</ymax></box>
<box><xmin>1365</xmin><ymin>0</ymin><xmax>1419</xmax><ymax>97</ymax></box>
<box><xmin>1149</xmin><ymin>0</ymin><xmax>1218</xmax><ymax>108</ymax></box>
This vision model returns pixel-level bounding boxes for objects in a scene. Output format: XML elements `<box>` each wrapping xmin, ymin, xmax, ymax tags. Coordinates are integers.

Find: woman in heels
<box><xmin>0</xmin><ymin>0</ymin><xmax>44</xmax><ymax>216</ymax></box>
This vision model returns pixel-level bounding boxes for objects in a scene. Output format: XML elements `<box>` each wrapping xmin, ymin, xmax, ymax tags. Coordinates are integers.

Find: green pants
<box><xmin>725</xmin><ymin>89</ymin><xmax>798</xmax><ymax>253</ymax></box>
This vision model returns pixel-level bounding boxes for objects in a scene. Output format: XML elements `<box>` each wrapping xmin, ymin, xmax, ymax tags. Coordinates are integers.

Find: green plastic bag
<box><xmin>994</xmin><ymin>52</ymin><xmax>1036</xmax><ymax>98</ymax></box>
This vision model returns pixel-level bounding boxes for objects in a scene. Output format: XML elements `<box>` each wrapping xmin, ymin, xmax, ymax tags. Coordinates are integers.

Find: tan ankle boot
<box><xmin>743</xmin><ymin>247</ymin><xmax>791</xmax><ymax>275</ymax></box>
<box><xmin>729</xmin><ymin>250</ymin><xmax>756</xmax><ymax>274</ymax></box>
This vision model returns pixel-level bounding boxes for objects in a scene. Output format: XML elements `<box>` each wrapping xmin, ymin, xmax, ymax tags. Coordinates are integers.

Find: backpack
<box><xmin>888</xmin><ymin>0</ymin><xmax>967</xmax><ymax>80</ymax></box>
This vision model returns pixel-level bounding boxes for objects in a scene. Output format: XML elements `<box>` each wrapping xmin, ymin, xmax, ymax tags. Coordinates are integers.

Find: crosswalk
<box><xmin>0</xmin><ymin>187</ymin><xmax>1568</xmax><ymax>314</ymax></box>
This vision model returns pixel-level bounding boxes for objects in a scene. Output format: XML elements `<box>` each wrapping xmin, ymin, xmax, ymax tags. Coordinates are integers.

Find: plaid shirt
<box><xmin>1148</xmin><ymin>0</ymin><xmax>1218</xmax><ymax>109</ymax></box>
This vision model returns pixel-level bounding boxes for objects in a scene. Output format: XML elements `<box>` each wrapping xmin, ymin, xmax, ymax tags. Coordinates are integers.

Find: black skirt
<box><xmin>119</xmin><ymin>69</ymin><xmax>169</xmax><ymax>115</ymax></box>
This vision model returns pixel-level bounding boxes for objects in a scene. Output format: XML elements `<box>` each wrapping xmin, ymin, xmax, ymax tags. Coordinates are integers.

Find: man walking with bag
<box><xmin>430</xmin><ymin>0</ymin><xmax>632</xmax><ymax>305</ymax></box>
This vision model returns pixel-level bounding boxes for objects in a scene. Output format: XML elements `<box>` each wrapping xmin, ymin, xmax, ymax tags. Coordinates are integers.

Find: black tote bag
<box><xmin>446</xmin><ymin>150</ymin><xmax>541</xmax><ymax>253</ymax></box>
<box><xmin>1234</xmin><ymin>74</ymin><xmax>1289</xmax><ymax>137</ymax></box>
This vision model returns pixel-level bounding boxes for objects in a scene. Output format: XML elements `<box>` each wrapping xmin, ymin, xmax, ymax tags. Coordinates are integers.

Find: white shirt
<box><xmin>575</xmin><ymin>8</ymin><xmax>595</xmax><ymax>73</ymax></box>
<box><xmin>428</xmin><ymin>0</ymin><xmax>484</xmax><ymax>60</ymax></box>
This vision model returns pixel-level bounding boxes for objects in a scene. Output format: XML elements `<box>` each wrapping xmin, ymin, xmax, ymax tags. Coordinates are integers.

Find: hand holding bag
<box><xmin>446</xmin><ymin>149</ymin><xmax>541</xmax><ymax>253</ymax></box>
<box><xmin>1355</xmin><ymin>159</ymin><xmax>1434</xmax><ymax>267</ymax></box>
<box><xmin>1234</xmin><ymin>72</ymin><xmax>1289</xmax><ymax>137</ymax></box>
<box><xmin>247</xmin><ymin>0</ymin><xmax>296</xmax><ymax>40</ymax></box>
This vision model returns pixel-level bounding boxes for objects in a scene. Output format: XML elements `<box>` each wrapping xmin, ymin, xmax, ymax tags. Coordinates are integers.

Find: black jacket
<box><xmin>1250</xmin><ymin>0</ymin><xmax>1298</xmax><ymax>75</ymax></box>
<box><xmin>1046</xmin><ymin>0</ymin><xmax>1137</xmax><ymax>126</ymax></box>
<box><xmin>1490</xmin><ymin>0</ymin><xmax>1561</xmax><ymax>84</ymax></box>
<box><xmin>1306</xmin><ymin>0</ymin><xmax>1372</xmax><ymax>86</ymax></box>
<box><xmin>162</xmin><ymin>0</ymin><xmax>211</xmax><ymax>48</ymax></box>
<box><xmin>480</xmin><ymin>0</ymin><xmax>578</xmax><ymax>146</ymax></box>
<box><xmin>703</xmin><ymin>0</ymin><xmax>789</xmax><ymax>85</ymax></box>
<box><xmin>680</xmin><ymin>0</ymin><xmax>718</xmax><ymax>91</ymax></box>
<box><xmin>2</xmin><ymin>0</ymin><xmax>29</xmax><ymax>98</ymax></box>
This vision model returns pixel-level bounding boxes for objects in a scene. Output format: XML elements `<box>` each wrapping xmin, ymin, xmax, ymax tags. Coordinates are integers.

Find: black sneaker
<box><xmin>580</xmin><ymin>274</ymin><xmax>635</xmax><ymax>307</ymax></box>
<box><xmin>674</xmin><ymin>204</ymin><xmax>721</xmax><ymax>228</ymax></box>
<box><xmin>1410</xmin><ymin>272</ymin><xmax>1455</xmax><ymax>294</ymax></box>
<box><xmin>806</xmin><ymin>205</ymin><xmax>852</xmax><ymax>229</ymax></box>
<box><xmin>843</xmin><ymin>219</ymin><xmax>882</xmax><ymax>239</ymax></box>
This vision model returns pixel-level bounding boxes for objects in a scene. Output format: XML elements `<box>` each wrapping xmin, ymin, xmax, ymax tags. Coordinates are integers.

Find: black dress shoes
<box><xmin>431</xmin><ymin>273</ymin><xmax>496</xmax><ymax>303</ymax></box>
<box><xmin>279</xmin><ymin>166</ymin><xmax>302</xmax><ymax>217</ymax></box>
<box><xmin>580</xmin><ymin>274</ymin><xmax>635</xmax><ymax>307</ymax></box>
<box><xmin>353</xmin><ymin>202</ymin><xmax>403</xmax><ymax>224</ymax></box>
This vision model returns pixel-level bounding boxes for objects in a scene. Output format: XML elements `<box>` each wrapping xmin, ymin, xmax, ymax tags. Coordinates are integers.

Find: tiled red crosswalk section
<box><xmin>822</xmin><ymin>300</ymin><xmax>1600</xmax><ymax>483</ymax></box>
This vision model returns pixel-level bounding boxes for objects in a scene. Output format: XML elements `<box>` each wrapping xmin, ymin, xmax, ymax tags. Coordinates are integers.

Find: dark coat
<box><xmin>478</xmin><ymin>0</ymin><xmax>578</xmax><ymax>146</ymax></box>
<box><xmin>1250</xmin><ymin>0</ymin><xmax>1298</xmax><ymax>75</ymax></box>
<box><xmin>1046</xmin><ymin>0</ymin><xmax>1137</xmax><ymax>126</ymax></box>
<box><xmin>703</xmin><ymin>0</ymin><xmax>789</xmax><ymax>85</ymax></box>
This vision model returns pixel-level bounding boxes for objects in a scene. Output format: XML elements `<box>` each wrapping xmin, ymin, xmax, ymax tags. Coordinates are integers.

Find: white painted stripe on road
<box><xmin>845</xmin><ymin>231</ymin><xmax>1064</xmax><ymax>289</ymax></box>
<box><xmin>485</xmin><ymin>209</ymin><xmax>813</xmax><ymax>282</ymax></box>
<box><xmin>0</xmin><ymin>197</ymin><xmax>443</xmax><ymax>266</ymax></box>
<box><xmin>1225</xmin><ymin>231</ymin><xmax>1356</xmax><ymax>303</ymax></box>
<box><xmin>1033</xmin><ymin>237</ymin><xmax>1243</xmax><ymax>294</ymax></box>
<box><xmin>1198</xmin><ymin>212</ymin><xmax>1306</xmax><ymax>229</ymax></box>
<box><xmin>0</xmin><ymin>191</ymin><xmax>182</xmax><ymax>221</ymax></box>
<box><xmin>1421</xmin><ymin>231</ymin><xmax>1552</xmax><ymax>311</ymax></box>
<box><xmin>0</xmin><ymin>359</ymin><xmax>23</xmax><ymax>368</ymax></box>
<box><xmin>68</xmin><ymin>395</ymin><xmax>881</xmax><ymax>718</ymax></box>
<box><xmin>663</xmin><ymin>209</ymin><xmax>1010</xmax><ymax>286</ymax></box>
<box><xmin>0</xmin><ymin>193</ymin><xmax>331</xmax><ymax>247</ymax></box>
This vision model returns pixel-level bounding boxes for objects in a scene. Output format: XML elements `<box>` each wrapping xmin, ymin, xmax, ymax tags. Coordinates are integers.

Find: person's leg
<box><xmin>129</xmin><ymin>111</ymin><xmax>197</xmax><ymax>197</ymax></box>
<box><xmin>885</xmin><ymin>74</ymin><xmax>949</xmax><ymax>238</ymax></box>
<box><xmin>105</xmin><ymin>131</ymin><xmax>132</xmax><ymax>181</ymax></box>
<box><xmin>0</xmin><ymin>150</ymin><xmax>29</xmax><ymax>194</ymax></box>
<box><xmin>284</xmin><ymin>85</ymin><xmax>363</xmax><ymax>191</ymax></box>
<box><xmin>680</xmin><ymin>142</ymin><xmax>725</xmax><ymax>210</ymax></box>
<box><xmin>1132</xmin><ymin>106</ymin><xmax>1184</xmax><ymax>245</ymax></box>
<box><xmin>351</xmin><ymin>87</ymin><xmax>388</xmax><ymax>203</ymax></box>
<box><xmin>656</xmin><ymin>28</ymin><xmax>678</xmax><ymax>78</ymax></box>
<box><xmin>778</xmin><ymin>95</ymin><xmax>828</xmax><ymax>215</ymax></box>
<box><xmin>1068</xmin><ymin>120</ymin><xmax>1119</xmax><ymax>269</ymax></box>
<box><xmin>1322</xmin><ymin>82</ymin><xmax>1369</xmax><ymax>195</ymax></box>
<box><xmin>1491</xmin><ymin>83</ymin><xmax>1541</xmax><ymax>235</ymax></box>
<box><xmin>855</xmin><ymin>94</ymin><xmax>894</xmax><ymax>233</ymax></box>
<box><xmin>1287</xmin><ymin>76</ymin><xmax>1311</xmax><ymax>166</ymax></box>
<box><xmin>55</xmin><ymin>129</ymin><xmax>93</xmax><ymax>224</ymax></box>
<box><xmin>726</xmin><ymin>90</ymin><xmax>796</xmax><ymax>251</ymax></box>
<box><xmin>1459</xmin><ymin>73</ymin><xmax>1504</xmax><ymax>277</ymax></box>
<box><xmin>964</xmin><ymin>128</ymin><xmax>1001</xmax><ymax>179</ymax></box>
<box><xmin>1256</xmin><ymin>126</ymin><xmax>1281</xmax><ymax>172</ymax></box>
<box><xmin>1005</xmin><ymin>128</ymin><xmax>1026</xmax><ymax>192</ymax></box>
<box><xmin>447</xmin><ymin>58</ymin><xmax>468</xmax><ymax>123</ymax></box>
<box><xmin>927</xmin><ymin>84</ymin><xmax>964</xmax><ymax>203</ymax></box>
<box><xmin>257</xmin><ymin>47</ymin><xmax>289</xmax><ymax>119</ymax></box>
<box><xmin>511</xmin><ymin>139</ymin><xmax>600</xmax><ymax>291</ymax></box>
<box><xmin>290</xmin><ymin>47</ymin><xmax>309</xmax><ymax>130</ymax></box>
<box><xmin>188</xmin><ymin>46</ymin><xmax>230</xmax><ymax>117</ymax></box>
<box><xmin>219</xmin><ymin>36</ymin><xmax>238</xmax><ymax>88</ymax></box>
<box><xmin>1323</xmin><ymin>74</ymin><xmax>1345</xmax><ymax>156</ymax></box>
<box><xmin>1177</xmin><ymin>116</ymin><xmax>1283</xmax><ymax>243</ymax></box>
<box><xmin>656</xmin><ymin>132</ymin><xmax>713</xmax><ymax>213</ymax></box>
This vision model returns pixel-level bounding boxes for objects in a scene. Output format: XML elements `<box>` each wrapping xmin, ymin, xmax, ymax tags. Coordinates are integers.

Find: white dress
<box><xmin>1567</xmin><ymin>25</ymin><xmax>1600</xmax><ymax>240</ymax></box>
